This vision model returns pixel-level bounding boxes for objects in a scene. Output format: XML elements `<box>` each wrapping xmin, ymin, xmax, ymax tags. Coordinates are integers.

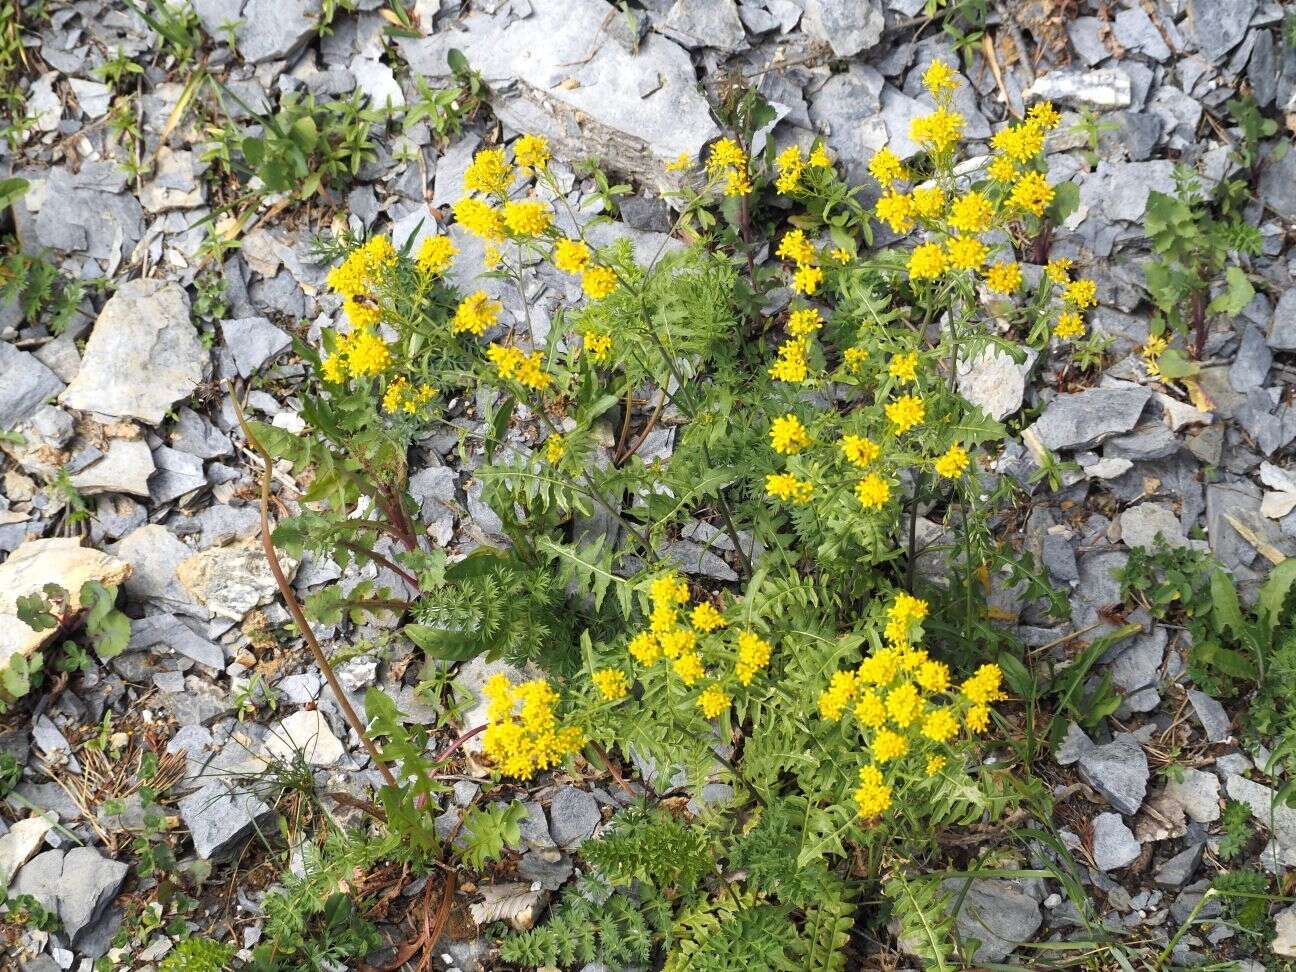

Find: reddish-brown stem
<box><xmin>337</xmin><ymin>540</ymin><xmax>421</xmax><ymax>590</ymax></box>
<box><xmin>228</xmin><ymin>383</ymin><xmax>399</xmax><ymax>789</ymax></box>
<box><xmin>1191</xmin><ymin>287</ymin><xmax>1208</xmax><ymax>359</ymax></box>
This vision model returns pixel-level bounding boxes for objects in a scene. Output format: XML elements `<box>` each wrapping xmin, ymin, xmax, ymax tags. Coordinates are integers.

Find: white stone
<box><xmin>262</xmin><ymin>710</ymin><xmax>345</xmax><ymax>767</ymax></box>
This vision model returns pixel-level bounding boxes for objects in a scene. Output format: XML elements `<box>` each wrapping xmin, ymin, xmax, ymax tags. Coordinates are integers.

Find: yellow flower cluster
<box><xmin>412</xmin><ymin>234</ymin><xmax>456</xmax><ymax>276</ymax></box>
<box><xmin>592</xmin><ymin>668</ymin><xmax>629</xmax><ymax>701</ymax></box>
<box><xmin>513</xmin><ymin>133</ymin><xmax>550</xmax><ymax>171</ymax></box>
<box><xmin>933</xmin><ymin>443</ymin><xmax>970</xmax><ymax>479</ymax></box>
<box><xmin>774</xmin><ymin>142</ymin><xmax>831</xmax><ymax>194</ymax></box>
<box><xmin>583</xmin><ymin>331</ymin><xmax>612</xmax><ymax>362</ymax></box>
<box><xmin>381</xmin><ymin>376</ymin><xmax>435</xmax><ymax>415</ymax></box>
<box><xmin>323</xmin><ymin>325</ymin><xmax>392</xmax><ymax>382</ymax></box>
<box><xmin>614</xmin><ymin>574</ymin><xmax>774</xmax><ymax>720</ymax></box>
<box><xmin>769</xmin><ymin>413</ymin><xmax>810</xmax><ymax>455</ymax></box>
<box><xmin>503</xmin><ymin>199</ymin><xmax>553</xmax><ymax>238</ymax></box>
<box><xmin>482</xmin><ymin>673</ymin><xmax>583</xmax><ymax>780</ymax></box>
<box><xmin>465</xmin><ymin>148</ymin><xmax>513</xmax><ymax>195</ymax></box>
<box><xmin>453</xmin><ymin>290</ymin><xmax>502</xmax><ymax>336</ymax></box>
<box><xmin>818</xmin><ymin>594</ymin><xmax>1006</xmax><ymax>818</ymax></box>
<box><xmin>769</xmin><ymin>336</ymin><xmax>810</xmax><ymax>383</ymax></box>
<box><xmin>765</xmin><ymin>472</ymin><xmax>813</xmax><ymax>503</ymax></box>
<box><xmin>706</xmin><ymin>138</ymin><xmax>752</xmax><ymax>196</ymax></box>
<box><xmin>486</xmin><ymin>344</ymin><xmax>552</xmax><ymax>390</ymax></box>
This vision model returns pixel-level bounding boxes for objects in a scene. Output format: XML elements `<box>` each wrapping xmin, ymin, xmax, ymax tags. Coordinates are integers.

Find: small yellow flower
<box><xmin>544</xmin><ymin>434</ymin><xmax>564</xmax><ymax>464</ymax></box>
<box><xmin>673</xmin><ymin>651</ymin><xmax>705</xmax><ymax>686</ymax></box>
<box><xmin>886</xmin><ymin>681</ymin><xmax>924</xmax><ymax>728</ymax></box>
<box><xmin>697</xmin><ymin>685</ymin><xmax>731</xmax><ymax>719</ymax></box>
<box><xmin>343</xmin><ymin>297</ymin><xmax>381</xmax><ymax>329</ymax></box>
<box><xmin>916</xmin><ymin>659</ymin><xmax>951</xmax><ymax>694</ymax></box>
<box><xmin>513</xmin><ymin>133</ymin><xmax>550</xmax><ymax>170</ymax></box>
<box><xmin>503</xmin><ymin>199</ymin><xmax>553</xmax><ymax>237</ymax></box>
<box><xmin>1045</xmin><ymin>257</ymin><xmax>1073</xmax><ymax>284</ymax></box>
<box><xmin>934</xmin><ymin>443</ymin><xmax>970</xmax><ymax>479</ymax></box>
<box><xmin>724</xmin><ymin>168</ymin><xmax>753</xmax><ymax>196</ymax></box>
<box><xmin>342</xmin><ymin>327</ymin><xmax>391</xmax><ymax>377</ymax></box>
<box><xmin>961</xmin><ymin>663</ymin><xmax>1005</xmax><ymax>704</ymax></box>
<box><xmin>986</xmin><ymin>154</ymin><xmax>1018</xmax><ymax>182</ymax></box>
<box><xmin>1143</xmin><ymin>334</ymin><xmax>1169</xmax><ymax>359</ymax></box>
<box><xmin>736</xmin><ymin>631</ymin><xmax>772</xmax><ymax>685</ymax></box>
<box><xmin>553</xmin><ymin>237</ymin><xmax>591</xmax><ymax>274</ymax></box>
<box><xmin>787</xmin><ymin>307</ymin><xmax>823</xmax><ymax>337</ymax></box>
<box><xmin>922</xmin><ymin>707</ymin><xmax>960</xmax><ymax>742</ymax></box>
<box><xmin>650</xmin><ymin>575</ymin><xmax>690</xmax><ymax>607</ymax></box>
<box><xmin>808</xmin><ymin>144</ymin><xmax>831</xmax><ymax>167</ymax></box>
<box><xmin>706</xmin><ymin>137</ymin><xmax>747</xmax><ymax>174</ymax></box>
<box><xmin>911</xmin><ymin>185</ymin><xmax>946</xmax><ymax>220</ymax></box>
<box><xmin>483</xmin><ymin>245</ymin><xmax>502</xmax><ymax>269</ymax></box>
<box><xmin>416</xmin><ymin>235</ymin><xmax>457</xmax><ymax>275</ymax></box>
<box><xmin>907</xmin><ymin>242</ymin><xmax>946</xmax><ymax>280</ymax></box>
<box><xmin>985</xmin><ymin>261</ymin><xmax>1022</xmax><ymax>294</ymax></box>
<box><xmin>853</xmin><ymin>689</ymin><xmax>887</xmax><ymax>728</ymax></box>
<box><xmin>453</xmin><ymin>197</ymin><xmax>505</xmax><ymax>241</ymax></box>
<box><xmin>965</xmin><ymin>703</ymin><xmax>991</xmax><ymax>733</ymax></box>
<box><xmin>1054</xmin><ymin>311</ymin><xmax>1086</xmax><ymax>341</ymax></box>
<box><xmin>946</xmin><ymin>236</ymin><xmax>989</xmax><ymax>272</ymax></box>
<box><xmin>875</xmin><ymin>191</ymin><xmax>915</xmax><ymax>234</ymax></box>
<box><xmin>854</xmin><ymin>764</ymin><xmax>892</xmax><ymax>817</ymax></box>
<box><xmin>514</xmin><ymin>350</ymin><xmax>552</xmax><ymax>391</ymax></box>
<box><xmin>582</xmin><ymin>266</ymin><xmax>618</xmax><ymax>300</ymax></box>
<box><xmin>769</xmin><ymin>413</ymin><xmax>810</xmax><ymax>455</ymax></box>
<box><xmin>628</xmin><ymin>632</ymin><xmax>661</xmax><ymax>665</ymax></box>
<box><xmin>921</xmin><ymin>58</ymin><xmax>960</xmax><ymax>96</ymax></box>
<box><xmin>888</xmin><ymin>351</ymin><xmax>919</xmax><ymax>383</ymax></box>
<box><xmin>592</xmin><ymin>668</ymin><xmax>629</xmax><ymax>701</ymax></box>
<box><xmin>583</xmin><ymin>331</ymin><xmax>612</xmax><ymax>362</ymax></box>
<box><xmin>666</xmin><ymin>152</ymin><xmax>691</xmax><ymax>172</ymax></box>
<box><xmin>840</xmin><ymin>434</ymin><xmax>880</xmax><ymax>468</ymax></box>
<box><xmin>453</xmin><ymin>290</ymin><xmax>502</xmax><ymax>336</ymax></box>
<box><xmin>463</xmin><ymin>148</ymin><xmax>513</xmax><ymax>195</ymax></box>
<box><xmin>1008</xmin><ymin>170</ymin><xmax>1055</xmax><ymax>216</ymax></box>
<box><xmin>765</xmin><ymin>472</ymin><xmax>814</xmax><ymax>503</ymax></box>
<box><xmin>991</xmin><ymin>123</ymin><xmax>1045</xmax><ymax>164</ymax></box>
<box><xmin>832</xmin><ymin>247</ymin><xmax>851</xmax><ymax>263</ymax></box>
<box><xmin>867</xmin><ymin>147</ymin><xmax>907</xmax><ymax>188</ymax></box>
<box><xmin>776</xmin><ymin>229</ymin><xmax>816</xmax><ymax>266</ymax></box>
<box><xmin>909</xmin><ymin>107</ymin><xmax>965</xmax><ymax>154</ymax></box>
<box><xmin>872</xmin><ymin>729</ymin><xmax>909</xmax><ymax>763</ymax></box>
<box><xmin>819</xmin><ymin>669</ymin><xmax>859</xmax><ymax>720</ymax></box>
<box><xmin>1063</xmin><ymin>278</ymin><xmax>1098</xmax><ymax>310</ymax></box>
<box><xmin>769</xmin><ymin>337</ymin><xmax>810</xmax><ymax>383</ymax></box>
<box><xmin>948</xmin><ymin>191</ymin><xmax>994</xmax><ymax>234</ymax></box>
<box><xmin>855</xmin><ymin>473</ymin><xmax>891</xmax><ymax>509</ymax></box>
<box><xmin>690</xmin><ymin>602</ymin><xmax>727</xmax><ymax>633</ymax></box>
<box><xmin>843</xmin><ymin>347</ymin><xmax>869</xmax><ymax>371</ymax></box>
<box><xmin>1027</xmin><ymin>100</ymin><xmax>1061</xmax><ymax>131</ymax></box>
<box><xmin>321</xmin><ymin>353</ymin><xmax>347</xmax><ymax>383</ymax></box>
<box><xmin>926</xmin><ymin>754</ymin><xmax>947</xmax><ymax>776</ymax></box>
<box><xmin>792</xmin><ymin>264</ymin><xmax>823</xmax><ymax>296</ymax></box>
<box><xmin>886</xmin><ymin>394</ymin><xmax>926</xmax><ymax>433</ymax></box>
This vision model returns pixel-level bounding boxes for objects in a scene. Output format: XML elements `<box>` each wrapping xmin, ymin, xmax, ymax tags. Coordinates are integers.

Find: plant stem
<box><xmin>228</xmin><ymin>382</ymin><xmax>399</xmax><ymax>789</ymax></box>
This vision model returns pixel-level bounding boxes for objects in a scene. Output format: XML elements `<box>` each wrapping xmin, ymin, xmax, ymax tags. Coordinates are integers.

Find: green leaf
<box><xmin>1257</xmin><ymin>558</ymin><xmax>1296</xmax><ymax>631</ymax></box>
<box><xmin>1153</xmin><ymin>347</ymin><xmax>1199</xmax><ymax>380</ymax></box>
<box><xmin>0</xmin><ymin>177</ymin><xmax>29</xmax><ymax>210</ymax></box>
<box><xmin>403</xmin><ymin>624</ymin><xmax>480</xmax><ymax>661</ymax></box>
<box><xmin>1209</xmin><ymin>569</ymin><xmax>1247</xmax><ymax>641</ymax></box>
<box><xmin>1046</xmin><ymin>181</ymin><xmax>1079</xmax><ymax>224</ymax></box>
<box><xmin>1206</xmin><ymin>265</ymin><xmax>1254</xmax><ymax>316</ymax></box>
<box><xmin>241</xmin><ymin>136</ymin><xmax>265</xmax><ymax>168</ymax></box>
<box><xmin>447</xmin><ymin>47</ymin><xmax>470</xmax><ymax>76</ymax></box>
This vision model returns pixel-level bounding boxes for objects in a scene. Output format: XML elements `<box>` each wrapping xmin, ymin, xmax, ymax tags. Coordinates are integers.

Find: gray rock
<box><xmin>176</xmin><ymin>540</ymin><xmax>296</xmax><ymax>621</ymax></box>
<box><xmin>1067</xmin><ymin>17</ymin><xmax>1111</xmax><ymax>66</ymax></box>
<box><xmin>548</xmin><ymin>785</ymin><xmax>600</xmax><ymax>849</ymax></box>
<box><xmin>1055</xmin><ymin>721</ymin><xmax>1094</xmax><ymax>766</ymax></box>
<box><xmin>660</xmin><ymin>0</ymin><xmax>746</xmax><ymax>51</ymax></box>
<box><xmin>149</xmin><ymin>445</ymin><xmax>207</xmax><ymax>504</ymax></box>
<box><xmin>69</xmin><ymin>78</ymin><xmax>112</xmax><ymax>119</ymax></box>
<box><xmin>129</xmin><ymin>613</ymin><xmax>225</xmax><ymax>670</ymax></box>
<box><xmin>1026</xmin><ymin>68</ymin><xmax>1132</xmax><ymax>109</ymax></box>
<box><xmin>352</xmin><ymin>57</ymin><xmax>404</xmax><ymax>109</ymax></box>
<box><xmin>1268</xmin><ymin>289</ymin><xmax>1296</xmax><ymax>351</ymax></box>
<box><xmin>112</xmin><ymin>524</ymin><xmax>201</xmax><ymax>616</ymax></box>
<box><xmin>1078</xmin><ymin>733</ymin><xmax>1149</xmax><ymax>815</ymax></box>
<box><xmin>1026</xmin><ymin>388</ymin><xmax>1151</xmax><ymax>453</ymax></box>
<box><xmin>956</xmin><ymin>345</ymin><xmax>1035</xmax><ymax>421</ymax></box>
<box><xmin>69</xmin><ymin>438</ymin><xmax>155</xmax><ymax>498</ymax></box>
<box><xmin>235</xmin><ymin>0</ymin><xmax>321</xmax><ymax>62</ymax></box>
<box><xmin>0</xmin><ymin>815</ymin><xmax>53</xmax><ymax>889</ymax></box>
<box><xmin>1259</xmin><ymin>137</ymin><xmax>1296</xmax><ymax>220</ymax></box>
<box><xmin>178</xmin><ymin>781</ymin><xmax>276</xmax><ymax>859</ymax></box>
<box><xmin>28</xmin><ymin>163</ymin><xmax>144</xmax><ymax>268</ymax></box>
<box><xmin>0</xmin><ymin>342</ymin><xmax>64</xmax><ymax>430</ymax></box>
<box><xmin>518</xmin><ymin>801</ymin><xmax>557</xmax><ymax>851</ymax></box>
<box><xmin>939</xmin><ymin>878</ymin><xmax>1042</xmax><ymax>963</ymax></box>
<box><xmin>1103</xmin><ymin>425</ymin><xmax>1179</xmax><ymax>461</ymax></box>
<box><xmin>802</xmin><ymin>0</ymin><xmax>884</xmax><ymax>58</ymax></box>
<box><xmin>808</xmin><ymin>66</ymin><xmax>886</xmax><ymax>185</ymax></box>
<box><xmin>140</xmin><ymin>147</ymin><xmax>205</xmax><ymax>213</ymax></box>
<box><xmin>1164</xmin><ymin>768</ymin><xmax>1220</xmax><ymax>823</ymax></box>
<box><xmin>1154</xmin><ymin>843</ymin><xmax>1203</xmax><ymax>888</ymax></box>
<box><xmin>1275</xmin><ymin>904</ymin><xmax>1296</xmax><ymax>958</ymax></box>
<box><xmin>221</xmin><ymin>317</ymin><xmax>292</xmax><ymax>378</ymax></box>
<box><xmin>13</xmin><ymin>847</ymin><xmax>127</xmax><ymax>947</ymax></box>
<box><xmin>1119</xmin><ymin>503</ymin><xmax>1188</xmax><ymax>552</ymax></box>
<box><xmin>1184</xmin><ymin>0</ymin><xmax>1257</xmax><ymax>61</ymax></box>
<box><xmin>1108</xmin><ymin>625</ymin><xmax>1165</xmax><ymax>713</ymax></box>
<box><xmin>1122</xmin><ymin>111</ymin><xmax>1163</xmax><ymax>161</ymax></box>
<box><xmin>1187</xmin><ymin>690</ymin><xmax>1231</xmax><ymax>743</ymax></box>
<box><xmin>171</xmin><ymin>406</ymin><xmax>232</xmax><ymax>459</ymax></box>
<box><xmin>518</xmin><ymin>849</ymin><xmax>573</xmax><ymax>890</ymax></box>
<box><xmin>1230</xmin><ymin>326</ymin><xmax>1273</xmax><ymax>391</ymax></box>
<box><xmin>395</xmin><ymin>0</ymin><xmax>720</xmax><ymax>191</ymax></box>
<box><xmin>1092</xmin><ymin>812</ymin><xmax>1141</xmax><ymax>871</ymax></box>
<box><xmin>61</xmin><ymin>279</ymin><xmax>207</xmax><ymax>426</ymax></box>
<box><xmin>1113</xmin><ymin>6</ymin><xmax>1171</xmax><ymax>60</ymax></box>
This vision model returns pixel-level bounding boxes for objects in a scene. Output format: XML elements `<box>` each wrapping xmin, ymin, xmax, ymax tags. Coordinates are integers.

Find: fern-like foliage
<box><xmin>498</xmin><ymin>878</ymin><xmax>666</xmax><ymax>968</ymax></box>
<box><xmin>665</xmin><ymin>892</ymin><xmax>800</xmax><ymax>972</ymax></box>
<box><xmin>159</xmin><ymin>937</ymin><xmax>235</xmax><ymax>972</ymax></box>
<box><xmin>1</xmin><ymin>249</ymin><xmax>85</xmax><ymax>335</ymax></box>
<box><xmin>580</xmin><ymin>803</ymin><xmax>713</xmax><ymax>895</ymax></box>
<box><xmin>884</xmin><ymin>873</ymin><xmax>955</xmax><ymax>972</ymax></box>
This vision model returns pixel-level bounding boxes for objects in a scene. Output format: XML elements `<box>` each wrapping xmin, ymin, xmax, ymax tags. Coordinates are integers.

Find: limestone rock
<box><xmin>61</xmin><ymin>279</ymin><xmax>208</xmax><ymax>425</ymax></box>
<box><xmin>176</xmin><ymin>539</ymin><xmax>297</xmax><ymax>621</ymax></box>
<box><xmin>0</xmin><ymin>538</ymin><xmax>132</xmax><ymax>672</ymax></box>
